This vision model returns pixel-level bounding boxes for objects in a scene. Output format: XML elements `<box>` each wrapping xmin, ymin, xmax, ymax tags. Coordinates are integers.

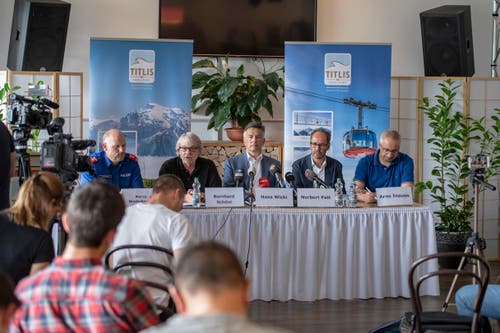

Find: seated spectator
<box><xmin>142</xmin><ymin>241</ymin><xmax>291</xmax><ymax>333</ymax></box>
<box><xmin>0</xmin><ymin>172</ymin><xmax>64</xmax><ymax>284</ymax></box>
<box><xmin>0</xmin><ymin>272</ymin><xmax>19</xmax><ymax>333</ymax></box>
<box><xmin>10</xmin><ymin>182</ymin><xmax>158</xmax><ymax>332</ymax></box>
<box><xmin>159</xmin><ymin>132</ymin><xmax>221</xmax><ymax>203</ymax></box>
<box><xmin>111</xmin><ymin>174</ymin><xmax>192</xmax><ymax>314</ymax></box>
<box><xmin>456</xmin><ymin>284</ymin><xmax>500</xmax><ymax>319</ymax></box>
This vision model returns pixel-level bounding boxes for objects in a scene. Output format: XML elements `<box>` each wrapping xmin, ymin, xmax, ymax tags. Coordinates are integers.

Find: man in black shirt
<box><xmin>159</xmin><ymin>132</ymin><xmax>221</xmax><ymax>202</ymax></box>
<box><xmin>0</xmin><ymin>122</ymin><xmax>15</xmax><ymax>210</ymax></box>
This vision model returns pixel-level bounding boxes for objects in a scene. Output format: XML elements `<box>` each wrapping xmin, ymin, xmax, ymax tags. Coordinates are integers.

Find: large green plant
<box><xmin>416</xmin><ymin>79</ymin><xmax>500</xmax><ymax>232</ymax></box>
<box><xmin>191</xmin><ymin>57</ymin><xmax>284</xmax><ymax>131</ymax></box>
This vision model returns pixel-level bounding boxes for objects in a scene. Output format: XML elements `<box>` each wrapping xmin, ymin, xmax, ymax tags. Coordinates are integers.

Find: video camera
<box><xmin>7</xmin><ymin>93</ymin><xmax>54</xmax><ymax>129</ymax></box>
<box><xmin>41</xmin><ymin>117</ymin><xmax>96</xmax><ymax>184</ymax></box>
<box><xmin>466</xmin><ymin>154</ymin><xmax>490</xmax><ymax>173</ymax></box>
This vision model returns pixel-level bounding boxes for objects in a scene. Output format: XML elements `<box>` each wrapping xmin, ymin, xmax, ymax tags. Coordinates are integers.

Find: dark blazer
<box><xmin>223</xmin><ymin>153</ymin><xmax>282</xmax><ymax>189</ymax></box>
<box><xmin>292</xmin><ymin>154</ymin><xmax>345</xmax><ymax>189</ymax></box>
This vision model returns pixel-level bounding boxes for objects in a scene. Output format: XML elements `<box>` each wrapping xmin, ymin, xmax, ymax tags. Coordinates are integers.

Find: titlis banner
<box><xmin>283</xmin><ymin>42</ymin><xmax>391</xmax><ymax>182</ymax></box>
<box><xmin>89</xmin><ymin>38</ymin><xmax>193</xmax><ymax>178</ymax></box>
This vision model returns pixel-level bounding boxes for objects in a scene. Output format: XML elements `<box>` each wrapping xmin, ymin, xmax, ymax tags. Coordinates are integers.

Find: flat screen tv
<box><xmin>159</xmin><ymin>0</ymin><xmax>317</xmax><ymax>57</ymax></box>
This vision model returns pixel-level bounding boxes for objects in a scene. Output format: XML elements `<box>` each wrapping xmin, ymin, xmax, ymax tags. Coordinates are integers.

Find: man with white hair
<box><xmin>80</xmin><ymin>128</ymin><xmax>143</xmax><ymax>188</ymax></box>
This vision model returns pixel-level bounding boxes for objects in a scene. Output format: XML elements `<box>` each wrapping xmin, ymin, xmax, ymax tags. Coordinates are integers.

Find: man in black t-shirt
<box><xmin>0</xmin><ymin>122</ymin><xmax>15</xmax><ymax>210</ymax></box>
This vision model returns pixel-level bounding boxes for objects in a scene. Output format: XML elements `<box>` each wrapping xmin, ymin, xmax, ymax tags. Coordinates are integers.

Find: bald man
<box><xmin>79</xmin><ymin>129</ymin><xmax>144</xmax><ymax>189</ymax></box>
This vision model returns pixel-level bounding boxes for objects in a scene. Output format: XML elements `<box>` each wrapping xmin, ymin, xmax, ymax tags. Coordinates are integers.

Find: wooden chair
<box><xmin>104</xmin><ymin>244</ymin><xmax>176</xmax><ymax>318</ymax></box>
<box><xmin>407</xmin><ymin>252</ymin><xmax>490</xmax><ymax>333</ymax></box>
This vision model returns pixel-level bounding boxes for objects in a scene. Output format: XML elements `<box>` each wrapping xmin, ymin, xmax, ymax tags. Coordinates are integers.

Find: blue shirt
<box><xmin>79</xmin><ymin>151</ymin><xmax>144</xmax><ymax>189</ymax></box>
<box><xmin>354</xmin><ymin>150</ymin><xmax>414</xmax><ymax>192</ymax></box>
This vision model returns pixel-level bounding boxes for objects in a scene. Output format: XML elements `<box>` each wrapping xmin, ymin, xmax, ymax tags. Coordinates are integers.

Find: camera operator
<box><xmin>0</xmin><ymin>172</ymin><xmax>65</xmax><ymax>285</ymax></box>
<box><xmin>79</xmin><ymin>129</ymin><xmax>144</xmax><ymax>189</ymax></box>
<box><xmin>0</xmin><ymin>122</ymin><xmax>15</xmax><ymax>210</ymax></box>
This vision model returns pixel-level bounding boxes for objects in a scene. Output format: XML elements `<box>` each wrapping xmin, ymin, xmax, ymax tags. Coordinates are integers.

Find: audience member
<box><xmin>292</xmin><ymin>128</ymin><xmax>344</xmax><ymax>188</ymax></box>
<box><xmin>0</xmin><ymin>122</ymin><xmax>15</xmax><ymax>210</ymax></box>
<box><xmin>354</xmin><ymin>130</ymin><xmax>414</xmax><ymax>203</ymax></box>
<box><xmin>141</xmin><ymin>241</ymin><xmax>291</xmax><ymax>333</ymax></box>
<box><xmin>10</xmin><ymin>182</ymin><xmax>159</xmax><ymax>332</ymax></box>
<box><xmin>223</xmin><ymin>122</ymin><xmax>282</xmax><ymax>191</ymax></box>
<box><xmin>0</xmin><ymin>172</ymin><xmax>64</xmax><ymax>284</ymax></box>
<box><xmin>80</xmin><ymin>128</ymin><xmax>144</xmax><ymax>188</ymax></box>
<box><xmin>456</xmin><ymin>284</ymin><xmax>500</xmax><ymax>319</ymax></box>
<box><xmin>111</xmin><ymin>174</ymin><xmax>192</xmax><ymax>313</ymax></box>
<box><xmin>158</xmin><ymin>132</ymin><xmax>221</xmax><ymax>202</ymax></box>
<box><xmin>0</xmin><ymin>272</ymin><xmax>19</xmax><ymax>333</ymax></box>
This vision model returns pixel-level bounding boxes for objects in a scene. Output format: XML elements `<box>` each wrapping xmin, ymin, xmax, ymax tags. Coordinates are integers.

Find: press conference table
<box><xmin>183</xmin><ymin>204</ymin><xmax>439</xmax><ymax>302</ymax></box>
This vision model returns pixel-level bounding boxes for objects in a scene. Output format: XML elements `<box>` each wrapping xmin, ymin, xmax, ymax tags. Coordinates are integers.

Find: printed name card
<box><xmin>376</xmin><ymin>187</ymin><xmax>413</xmax><ymax>206</ymax></box>
<box><xmin>121</xmin><ymin>188</ymin><xmax>152</xmax><ymax>206</ymax></box>
<box><xmin>297</xmin><ymin>188</ymin><xmax>336</xmax><ymax>207</ymax></box>
<box><xmin>254</xmin><ymin>188</ymin><xmax>294</xmax><ymax>207</ymax></box>
<box><xmin>205</xmin><ymin>187</ymin><xmax>245</xmax><ymax>207</ymax></box>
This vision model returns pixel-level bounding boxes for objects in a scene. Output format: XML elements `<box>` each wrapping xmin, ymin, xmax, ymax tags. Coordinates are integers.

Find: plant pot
<box><xmin>435</xmin><ymin>231</ymin><xmax>471</xmax><ymax>269</ymax></box>
<box><xmin>225</xmin><ymin>120</ymin><xmax>244</xmax><ymax>141</ymax></box>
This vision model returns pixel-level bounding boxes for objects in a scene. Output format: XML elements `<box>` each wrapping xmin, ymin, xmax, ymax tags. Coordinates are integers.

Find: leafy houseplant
<box><xmin>191</xmin><ymin>57</ymin><xmax>284</xmax><ymax>139</ymax></box>
<box><xmin>416</xmin><ymin>79</ymin><xmax>500</xmax><ymax>232</ymax></box>
<box><xmin>0</xmin><ymin>82</ymin><xmax>21</xmax><ymax>120</ymax></box>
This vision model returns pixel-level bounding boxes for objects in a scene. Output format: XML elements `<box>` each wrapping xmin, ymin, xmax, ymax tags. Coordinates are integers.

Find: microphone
<box><xmin>304</xmin><ymin>169</ymin><xmax>330</xmax><ymax>189</ymax></box>
<box><xmin>285</xmin><ymin>172</ymin><xmax>297</xmax><ymax>189</ymax></box>
<box><xmin>248</xmin><ymin>166</ymin><xmax>256</xmax><ymax>191</ymax></box>
<box><xmin>269</xmin><ymin>164</ymin><xmax>285</xmax><ymax>188</ymax></box>
<box><xmin>258</xmin><ymin>177</ymin><xmax>270</xmax><ymax>188</ymax></box>
<box><xmin>234</xmin><ymin>169</ymin><xmax>244</xmax><ymax>187</ymax></box>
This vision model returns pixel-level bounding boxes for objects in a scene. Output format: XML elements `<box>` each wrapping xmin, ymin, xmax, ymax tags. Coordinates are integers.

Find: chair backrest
<box><xmin>104</xmin><ymin>244</ymin><xmax>175</xmax><ymax>312</ymax></box>
<box><xmin>408</xmin><ymin>252</ymin><xmax>490</xmax><ymax>333</ymax></box>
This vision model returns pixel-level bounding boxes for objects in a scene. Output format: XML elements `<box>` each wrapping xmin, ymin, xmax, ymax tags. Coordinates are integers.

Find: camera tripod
<box><xmin>12</xmin><ymin>128</ymin><xmax>34</xmax><ymax>185</ymax></box>
<box><xmin>441</xmin><ymin>170</ymin><xmax>496</xmax><ymax>311</ymax></box>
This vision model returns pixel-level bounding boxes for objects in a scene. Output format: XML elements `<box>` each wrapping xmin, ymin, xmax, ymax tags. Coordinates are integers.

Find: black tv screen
<box><xmin>159</xmin><ymin>0</ymin><xmax>317</xmax><ymax>57</ymax></box>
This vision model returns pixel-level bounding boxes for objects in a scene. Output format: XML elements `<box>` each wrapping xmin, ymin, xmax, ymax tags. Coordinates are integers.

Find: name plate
<box><xmin>297</xmin><ymin>188</ymin><xmax>336</xmax><ymax>207</ymax></box>
<box><xmin>121</xmin><ymin>188</ymin><xmax>152</xmax><ymax>206</ymax></box>
<box><xmin>254</xmin><ymin>188</ymin><xmax>294</xmax><ymax>207</ymax></box>
<box><xmin>205</xmin><ymin>187</ymin><xmax>244</xmax><ymax>207</ymax></box>
<box><xmin>376</xmin><ymin>187</ymin><xmax>413</xmax><ymax>206</ymax></box>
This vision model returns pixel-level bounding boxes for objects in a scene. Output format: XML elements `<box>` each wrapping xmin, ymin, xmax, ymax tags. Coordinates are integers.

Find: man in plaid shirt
<box><xmin>9</xmin><ymin>182</ymin><xmax>159</xmax><ymax>332</ymax></box>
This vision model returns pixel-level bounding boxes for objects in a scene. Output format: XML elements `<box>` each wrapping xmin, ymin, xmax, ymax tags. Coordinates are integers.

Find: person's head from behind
<box><xmin>9</xmin><ymin>171</ymin><xmax>65</xmax><ymax>229</ymax></box>
<box><xmin>0</xmin><ymin>272</ymin><xmax>20</xmax><ymax>333</ymax></box>
<box><xmin>102</xmin><ymin>129</ymin><xmax>126</xmax><ymax>165</ymax></box>
<box><xmin>176</xmin><ymin>132</ymin><xmax>202</xmax><ymax>167</ymax></box>
<box><xmin>62</xmin><ymin>181</ymin><xmax>125</xmax><ymax>251</ymax></box>
<box><xmin>169</xmin><ymin>241</ymin><xmax>249</xmax><ymax>315</ymax></box>
<box><xmin>243</xmin><ymin>122</ymin><xmax>266</xmax><ymax>158</ymax></box>
<box><xmin>150</xmin><ymin>174</ymin><xmax>186</xmax><ymax>212</ymax></box>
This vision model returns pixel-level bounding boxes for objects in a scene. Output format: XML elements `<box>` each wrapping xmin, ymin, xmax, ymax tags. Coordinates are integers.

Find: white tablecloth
<box><xmin>183</xmin><ymin>205</ymin><xmax>439</xmax><ymax>301</ymax></box>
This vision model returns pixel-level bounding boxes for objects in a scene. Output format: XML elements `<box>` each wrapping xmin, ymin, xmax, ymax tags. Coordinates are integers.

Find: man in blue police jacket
<box><xmin>79</xmin><ymin>129</ymin><xmax>143</xmax><ymax>189</ymax></box>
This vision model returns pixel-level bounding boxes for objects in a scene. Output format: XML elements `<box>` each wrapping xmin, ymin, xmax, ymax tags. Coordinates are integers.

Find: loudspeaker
<box><xmin>7</xmin><ymin>0</ymin><xmax>71</xmax><ymax>72</ymax></box>
<box><xmin>420</xmin><ymin>5</ymin><xmax>474</xmax><ymax>77</ymax></box>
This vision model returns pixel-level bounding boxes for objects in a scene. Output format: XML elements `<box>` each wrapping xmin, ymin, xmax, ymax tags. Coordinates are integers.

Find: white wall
<box><xmin>0</xmin><ymin>0</ymin><xmax>494</xmax><ymax>118</ymax></box>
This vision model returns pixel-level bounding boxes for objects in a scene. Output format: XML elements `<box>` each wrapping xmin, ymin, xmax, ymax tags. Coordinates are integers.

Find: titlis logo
<box><xmin>129</xmin><ymin>49</ymin><xmax>155</xmax><ymax>83</ymax></box>
<box><xmin>324</xmin><ymin>53</ymin><xmax>351</xmax><ymax>86</ymax></box>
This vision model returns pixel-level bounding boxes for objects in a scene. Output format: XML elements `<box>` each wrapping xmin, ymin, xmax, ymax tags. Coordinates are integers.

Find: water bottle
<box><xmin>348</xmin><ymin>178</ymin><xmax>358</xmax><ymax>207</ymax></box>
<box><xmin>192</xmin><ymin>177</ymin><xmax>201</xmax><ymax>208</ymax></box>
<box><xmin>334</xmin><ymin>178</ymin><xmax>344</xmax><ymax>207</ymax></box>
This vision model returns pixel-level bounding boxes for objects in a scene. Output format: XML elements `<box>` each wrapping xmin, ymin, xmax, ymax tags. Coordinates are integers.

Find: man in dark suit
<box><xmin>292</xmin><ymin>127</ymin><xmax>344</xmax><ymax>188</ymax></box>
<box><xmin>223</xmin><ymin>122</ymin><xmax>281</xmax><ymax>191</ymax></box>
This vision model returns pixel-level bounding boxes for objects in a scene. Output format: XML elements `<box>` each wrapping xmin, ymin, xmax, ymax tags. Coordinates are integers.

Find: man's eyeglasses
<box><xmin>379</xmin><ymin>145</ymin><xmax>399</xmax><ymax>154</ymax></box>
<box><xmin>178</xmin><ymin>147</ymin><xmax>200</xmax><ymax>152</ymax></box>
<box><xmin>310</xmin><ymin>142</ymin><xmax>329</xmax><ymax>149</ymax></box>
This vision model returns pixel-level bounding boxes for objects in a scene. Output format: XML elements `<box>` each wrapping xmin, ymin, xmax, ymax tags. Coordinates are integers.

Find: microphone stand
<box><xmin>244</xmin><ymin>172</ymin><xmax>255</xmax><ymax>277</ymax></box>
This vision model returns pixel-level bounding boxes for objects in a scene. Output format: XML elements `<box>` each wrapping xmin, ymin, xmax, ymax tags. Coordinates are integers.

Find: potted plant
<box><xmin>416</xmin><ymin>79</ymin><xmax>500</xmax><ymax>267</ymax></box>
<box><xmin>191</xmin><ymin>57</ymin><xmax>284</xmax><ymax>141</ymax></box>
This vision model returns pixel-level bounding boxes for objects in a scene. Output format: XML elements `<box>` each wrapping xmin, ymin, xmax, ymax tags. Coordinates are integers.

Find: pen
<box><xmin>365</xmin><ymin>187</ymin><xmax>372</xmax><ymax>193</ymax></box>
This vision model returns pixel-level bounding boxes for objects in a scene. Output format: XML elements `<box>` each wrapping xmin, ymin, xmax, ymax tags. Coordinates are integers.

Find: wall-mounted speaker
<box><xmin>7</xmin><ymin>0</ymin><xmax>71</xmax><ymax>72</ymax></box>
<box><xmin>420</xmin><ymin>5</ymin><xmax>474</xmax><ymax>77</ymax></box>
